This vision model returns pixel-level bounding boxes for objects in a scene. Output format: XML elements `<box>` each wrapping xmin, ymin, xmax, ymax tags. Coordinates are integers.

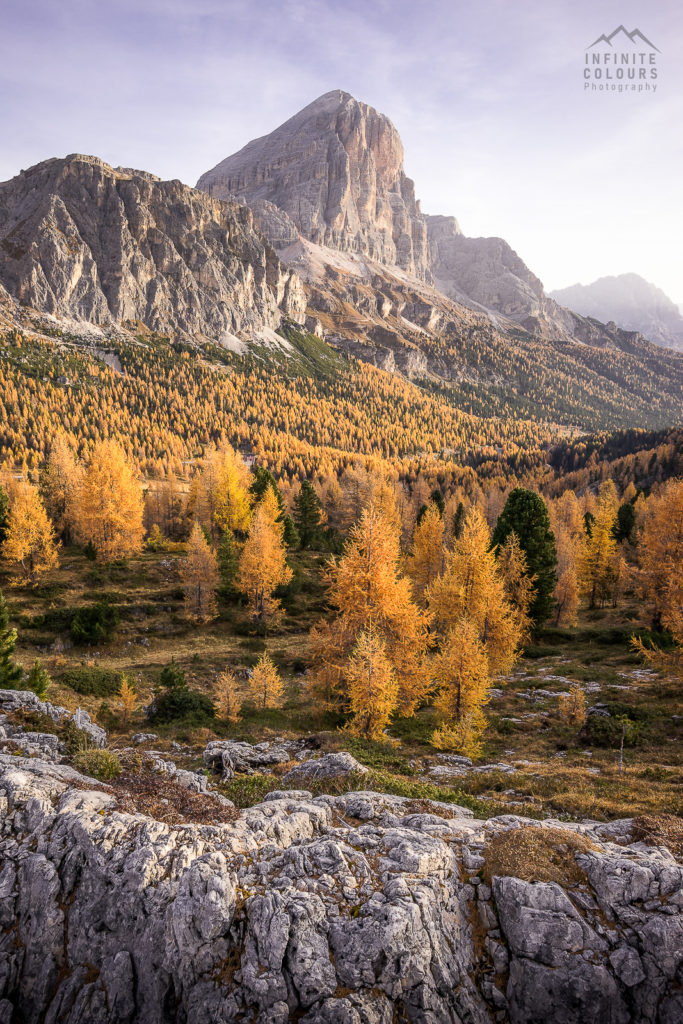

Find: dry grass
<box><xmin>483</xmin><ymin>826</ymin><xmax>598</xmax><ymax>886</ymax></box>
<box><xmin>631</xmin><ymin>814</ymin><xmax>683</xmax><ymax>859</ymax></box>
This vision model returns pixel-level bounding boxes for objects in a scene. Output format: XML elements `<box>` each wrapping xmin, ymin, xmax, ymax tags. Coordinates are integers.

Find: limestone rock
<box><xmin>0</xmin><ymin>689</ymin><xmax>106</xmax><ymax>747</ymax></box>
<box><xmin>0</xmin><ymin>756</ymin><xmax>680</xmax><ymax>1022</ymax></box>
<box><xmin>0</xmin><ymin>154</ymin><xmax>305</xmax><ymax>339</ymax></box>
<box><xmin>203</xmin><ymin>740</ymin><xmax>292</xmax><ymax>780</ymax></box>
<box><xmin>282</xmin><ymin>751</ymin><xmax>369</xmax><ymax>785</ymax></box>
<box><xmin>198</xmin><ymin>90</ymin><xmax>431</xmax><ymax>281</ymax></box>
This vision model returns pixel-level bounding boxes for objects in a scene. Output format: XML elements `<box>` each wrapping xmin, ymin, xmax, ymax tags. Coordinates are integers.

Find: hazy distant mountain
<box><xmin>549</xmin><ymin>274</ymin><xmax>683</xmax><ymax>352</ymax></box>
<box><xmin>0</xmin><ymin>154</ymin><xmax>304</xmax><ymax>339</ymax></box>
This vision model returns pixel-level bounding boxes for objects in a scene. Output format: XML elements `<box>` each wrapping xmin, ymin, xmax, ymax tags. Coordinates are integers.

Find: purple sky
<box><xmin>2</xmin><ymin>0</ymin><xmax>681</xmax><ymax>299</ymax></box>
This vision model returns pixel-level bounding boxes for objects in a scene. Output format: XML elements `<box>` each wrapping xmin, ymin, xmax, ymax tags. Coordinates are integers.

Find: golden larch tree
<box><xmin>427</xmin><ymin>506</ymin><xmax>523</xmax><ymax>676</ymax></box>
<box><xmin>637</xmin><ymin>479</ymin><xmax>683</xmax><ymax>629</ymax></box>
<box><xmin>236</xmin><ymin>488</ymin><xmax>292</xmax><ymax>625</ymax></box>
<box><xmin>577</xmin><ymin>486</ymin><xmax>618</xmax><ymax>609</ymax></box>
<box><xmin>191</xmin><ymin>444</ymin><xmax>252</xmax><ymax>538</ymax></box>
<box><xmin>310</xmin><ymin>502</ymin><xmax>430</xmax><ymax>717</ymax></box>
<box><xmin>431</xmin><ymin>619</ymin><xmax>491</xmax><ymax>756</ymax></box>
<box><xmin>558</xmin><ymin>682</ymin><xmax>587</xmax><ymax>730</ymax></box>
<box><xmin>73</xmin><ymin>440</ymin><xmax>144</xmax><ymax>561</ymax></box>
<box><xmin>496</xmin><ymin>531</ymin><xmax>535</xmax><ymax>645</ymax></box>
<box><xmin>182</xmin><ymin>522</ymin><xmax>219</xmax><ymax>621</ymax></box>
<box><xmin>117</xmin><ymin>676</ymin><xmax>138</xmax><ymax>726</ymax></box>
<box><xmin>553</xmin><ymin>567</ymin><xmax>580</xmax><ymax>626</ymax></box>
<box><xmin>3</xmin><ymin>480</ymin><xmax>59</xmax><ymax>585</ymax></box>
<box><xmin>214</xmin><ymin>669</ymin><xmax>243</xmax><ymax>723</ymax></box>
<box><xmin>406</xmin><ymin>502</ymin><xmax>445</xmax><ymax>607</ymax></box>
<box><xmin>249</xmin><ymin>652</ymin><xmax>284</xmax><ymax>709</ymax></box>
<box><xmin>345</xmin><ymin>626</ymin><xmax>399</xmax><ymax>740</ymax></box>
<box><xmin>40</xmin><ymin>432</ymin><xmax>82</xmax><ymax>543</ymax></box>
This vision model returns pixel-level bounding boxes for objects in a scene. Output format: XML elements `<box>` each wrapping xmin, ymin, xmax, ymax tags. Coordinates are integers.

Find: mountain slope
<box><xmin>0</xmin><ymin>154</ymin><xmax>305</xmax><ymax>339</ymax></box>
<box><xmin>549</xmin><ymin>274</ymin><xmax>683</xmax><ymax>352</ymax></box>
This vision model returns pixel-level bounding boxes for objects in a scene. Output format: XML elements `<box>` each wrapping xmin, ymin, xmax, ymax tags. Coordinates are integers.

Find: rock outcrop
<box><xmin>0</xmin><ymin>688</ymin><xmax>106</xmax><ymax>749</ymax></box>
<box><xmin>198</xmin><ymin>90</ymin><xmax>431</xmax><ymax>281</ymax></box>
<box><xmin>1</xmin><ymin>755</ymin><xmax>681</xmax><ymax>1023</ymax></box>
<box><xmin>0</xmin><ymin>154</ymin><xmax>305</xmax><ymax>339</ymax></box>
<box><xmin>549</xmin><ymin>273</ymin><xmax>683</xmax><ymax>352</ymax></box>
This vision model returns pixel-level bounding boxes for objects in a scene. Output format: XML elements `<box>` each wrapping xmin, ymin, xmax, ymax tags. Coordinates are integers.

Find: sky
<box><xmin>2</xmin><ymin>0</ymin><xmax>682</xmax><ymax>299</ymax></box>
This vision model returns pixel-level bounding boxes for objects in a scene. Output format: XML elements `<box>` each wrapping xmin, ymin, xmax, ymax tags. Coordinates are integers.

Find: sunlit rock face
<box><xmin>198</xmin><ymin>90</ymin><xmax>431</xmax><ymax>282</ymax></box>
<box><xmin>0</xmin><ymin>154</ymin><xmax>305</xmax><ymax>338</ymax></box>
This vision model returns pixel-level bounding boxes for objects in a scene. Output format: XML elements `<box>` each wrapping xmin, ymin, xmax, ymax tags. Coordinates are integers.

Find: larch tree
<box><xmin>117</xmin><ymin>676</ymin><xmax>138</xmax><ymax>726</ymax></box>
<box><xmin>406</xmin><ymin>502</ymin><xmax>445</xmax><ymax>607</ymax></box>
<box><xmin>491</xmin><ymin>488</ymin><xmax>557</xmax><ymax>627</ymax></box>
<box><xmin>558</xmin><ymin>682</ymin><xmax>587</xmax><ymax>731</ymax></box>
<box><xmin>236</xmin><ymin>488</ymin><xmax>292</xmax><ymax>625</ymax></box>
<box><xmin>345</xmin><ymin>626</ymin><xmax>399</xmax><ymax>740</ymax></box>
<box><xmin>431</xmin><ymin>619</ymin><xmax>491</xmax><ymax>757</ymax></box>
<box><xmin>553</xmin><ymin>566</ymin><xmax>580</xmax><ymax>627</ymax></box>
<box><xmin>427</xmin><ymin>506</ymin><xmax>523</xmax><ymax>676</ymax></box>
<box><xmin>192</xmin><ymin>444</ymin><xmax>252</xmax><ymax>539</ymax></box>
<box><xmin>73</xmin><ymin>440</ymin><xmax>144</xmax><ymax>561</ymax></box>
<box><xmin>310</xmin><ymin>502</ymin><xmax>430</xmax><ymax>718</ymax></box>
<box><xmin>496</xmin><ymin>532</ymin><xmax>535</xmax><ymax>645</ymax></box>
<box><xmin>637</xmin><ymin>479</ymin><xmax>683</xmax><ymax>630</ymax></box>
<box><xmin>39</xmin><ymin>432</ymin><xmax>82</xmax><ymax>543</ymax></box>
<box><xmin>2</xmin><ymin>480</ymin><xmax>59</xmax><ymax>585</ymax></box>
<box><xmin>577</xmin><ymin>484</ymin><xmax>619</xmax><ymax>609</ymax></box>
<box><xmin>214</xmin><ymin>669</ymin><xmax>243</xmax><ymax>723</ymax></box>
<box><xmin>182</xmin><ymin>522</ymin><xmax>220</xmax><ymax>621</ymax></box>
<box><xmin>249</xmin><ymin>652</ymin><xmax>284</xmax><ymax>709</ymax></box>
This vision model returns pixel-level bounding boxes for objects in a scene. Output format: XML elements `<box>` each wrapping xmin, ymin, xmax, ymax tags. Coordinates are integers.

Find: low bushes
<box><xmin>59</xmin><ymin>666</ymin><xmax>123</xmax><ymax>697</ymax></box>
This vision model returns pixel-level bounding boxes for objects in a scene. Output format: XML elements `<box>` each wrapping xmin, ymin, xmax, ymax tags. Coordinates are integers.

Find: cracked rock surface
<box><xmin>0</xmin><ymin>755</ymin><xmax>681</xmax><ymax>1023</ymax></box>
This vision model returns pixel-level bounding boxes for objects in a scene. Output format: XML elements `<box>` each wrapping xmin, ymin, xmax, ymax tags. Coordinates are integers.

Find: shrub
<box><xmin>148</xmin><ymin>687</ymin><xmax>215</xmax><ymax>724</ymax></box>
<box><xmin>148</xmin><ymin>660</ymin><xmax>215</xmax><ymax>724</ymax></box>
<box><xmin>72</xmin><ymin>748</ymin><xmax>122</xmax><ymax>781</ymax></box>
<box><xmin>59</xmin><ymin>666</ymin><xmax>123</xmax><ymax>697</ymax></box>
<box><xmin>25</xmin><ymin>659</ymin><xmax>50</xmax><ymax>699</ymax></box>
<box><xmin>583</xmin><ymin>713</ymin><xmax>641</xmax><ymax>748</ymax></box>
<box><xmin>71</xmin><ymin>603</ymin><xmax>120</xmax><ymax>645</ymax></box>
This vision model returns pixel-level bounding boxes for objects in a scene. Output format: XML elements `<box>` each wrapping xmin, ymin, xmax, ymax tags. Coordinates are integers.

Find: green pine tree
<box><xmin>217</xmin><ymin>528</ymin><xmax>239</xmax><ymax>594</ymax></box>
<box><xmin>293</xmin><ymin>480</ymin><xmax>323</xmax><ymax>548</ymax></box>
<box><xmin>492</xmin><ymin>488</ymin><xmax>557</xmax><ymax>627</ymax></box>
<box><xmin>0</xmin><ymin>592</ymin><xmax>24</xmax><ymax>689</ymax></box>
<box><xmin>25</xmin><ymin>659</ymin><xmax>50</xmax><ymax>699</ymax></box>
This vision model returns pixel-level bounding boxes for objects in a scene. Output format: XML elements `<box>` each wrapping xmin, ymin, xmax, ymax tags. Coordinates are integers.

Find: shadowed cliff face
<box><xmin>0</xmin><ymin>154</ymin><xmax>305</xmax><ymax>338</ymax></box>
<box><xmin>197</xmin><ymin>90</ymin><xmax>431</xmax><ymax>282</ymax></box>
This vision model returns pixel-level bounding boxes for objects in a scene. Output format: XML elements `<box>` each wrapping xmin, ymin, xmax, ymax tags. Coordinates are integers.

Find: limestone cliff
<box><xmin>0</xmin><ymin>154</ymin><xmax>305</xmax><ymax>339</ymax></box>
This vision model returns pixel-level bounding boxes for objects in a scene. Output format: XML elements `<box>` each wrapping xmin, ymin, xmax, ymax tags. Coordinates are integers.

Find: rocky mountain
<box><xmin>549</xmin><ymin>274</ymin><xmax>683</xmax><ymax>352</ymax></box>
<box><xmin>197</xmin><ymin>90</ymin><xmax>431</xmax><ymax>281</ymax></box>
<box><xmin>0</xmin><ymin>154</ymin><xmax>305</xmax><ymax>340</ymax></box>
<box><xmin>197</xmin><ymin>91</ymin><xmax>619</xmax><ymax>346</ymax></box>
<box><xmin>425</xmin><ymin>215</ymin><xmax>576</xmax><ymax>338</ymax></box>
<box><xmin>1</xmin><ymin>743</ymin><xmax>681</xmax><ymax>1024</ymax></box>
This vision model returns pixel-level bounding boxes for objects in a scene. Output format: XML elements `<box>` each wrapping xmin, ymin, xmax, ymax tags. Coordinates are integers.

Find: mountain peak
<box><xmin>197</xmin><ymin>92</ymin><xmax>430</xmax><ymax>280</ymax></box>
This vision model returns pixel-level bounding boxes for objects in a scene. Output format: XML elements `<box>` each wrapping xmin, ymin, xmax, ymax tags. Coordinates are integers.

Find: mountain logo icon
<box><xmin>587</xmin><ymin>25</ymin><xmax>660</xmax><ymax>52</ymax></box>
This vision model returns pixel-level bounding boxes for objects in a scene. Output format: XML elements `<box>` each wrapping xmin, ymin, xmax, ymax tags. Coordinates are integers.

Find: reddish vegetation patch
<box><xmin>631</xmin><ymin>814</ymin><xmax>683</xmax><ymax>859</ymax></box>
<box><xmin>111</xmin><ymin>770</ymin><xmax>240</xmax><ymax>826</ymax></box>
